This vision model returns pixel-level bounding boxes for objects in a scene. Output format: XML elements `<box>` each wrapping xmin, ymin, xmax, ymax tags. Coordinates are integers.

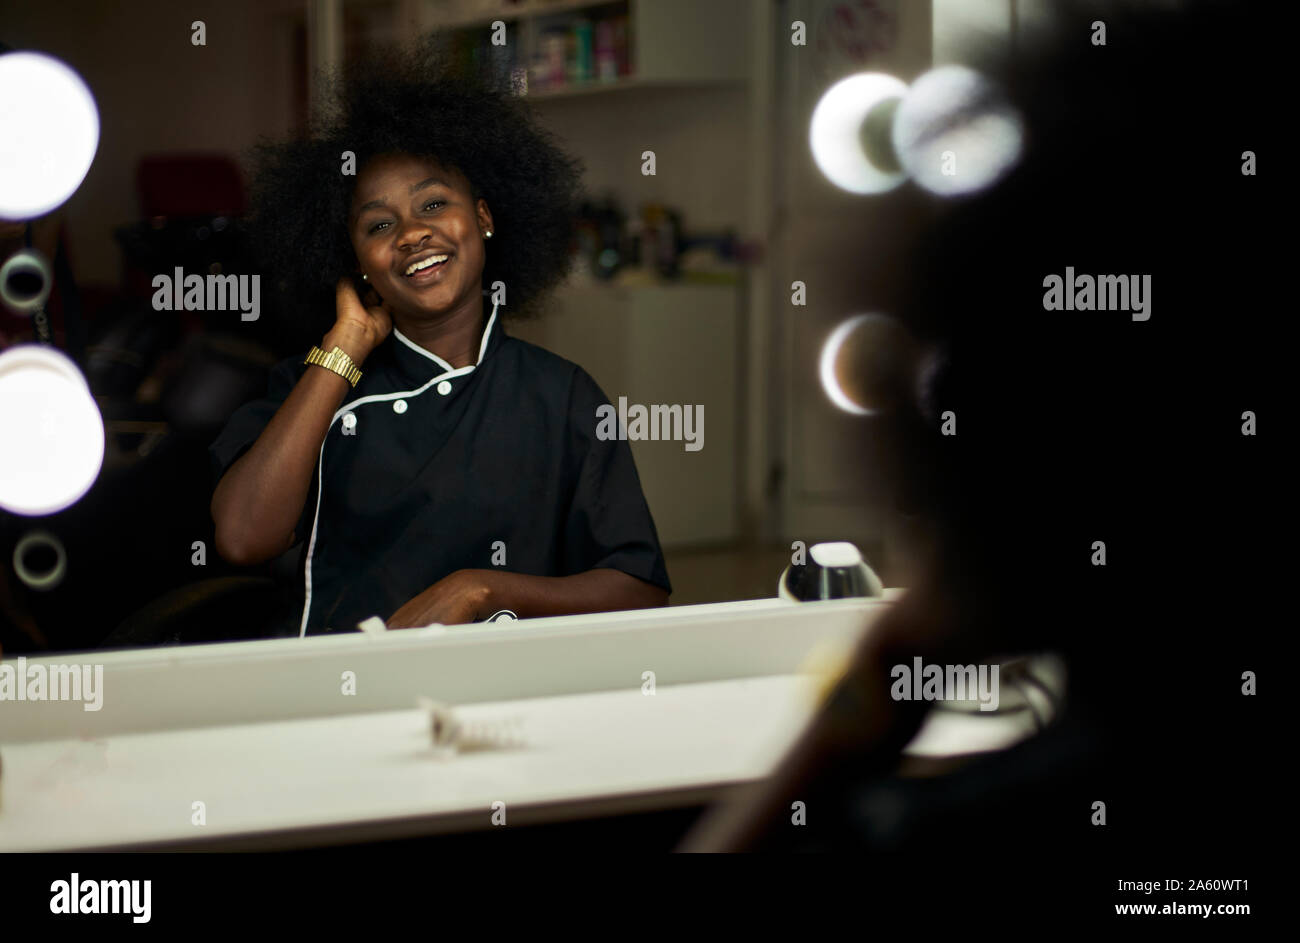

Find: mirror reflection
<box><xmin>0</xmin><ymin>1</ymin><xmax>917</xmax><ymax>654</ymax></box>
<box><xmin>0</xmin><ymin>0</ymin><xmax>1271</xmax><ymax>870</ymax></box>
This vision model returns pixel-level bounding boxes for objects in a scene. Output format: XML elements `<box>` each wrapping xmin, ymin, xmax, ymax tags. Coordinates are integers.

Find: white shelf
<box><xmin>432</xmin><ymin>0</ymin><xmax>618</xmax><ymax>31</ymax></box>
<box><xmin>519</xmin><ymin>76</ymin><xmax>743</xmax><ymax>101</ymax></box>
<box><xmin>0</xmin><ymin>674</ymin><xmax>821</xmax><ymax>851</ymax></box>
<box><xmin>420</xmin><ymin>0</ymin><xmax>748</xmax><ymax>84</ymax></box>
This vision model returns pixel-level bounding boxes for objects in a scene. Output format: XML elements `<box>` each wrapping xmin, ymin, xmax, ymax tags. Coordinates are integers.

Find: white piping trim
<box><xmin>298</xmin><ymin>300</ymin><xmax>501</xmax><ymax>636</ymax></box>
<box><xmin>391</xmin><ymin>302</ymin><xmax>498</xmax><ymax>372</ymax></box>
<box><xmin>392</xmin><ymin>328</ymin><xmax>453</xmax><ymax>372</ymax></box>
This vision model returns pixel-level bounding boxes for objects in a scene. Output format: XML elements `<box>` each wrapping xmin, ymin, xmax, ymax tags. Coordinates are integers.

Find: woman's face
<box><xmin>348</xmin><ymin>153</ymin><xmax>493</xmax><ymax>321</ymax></box>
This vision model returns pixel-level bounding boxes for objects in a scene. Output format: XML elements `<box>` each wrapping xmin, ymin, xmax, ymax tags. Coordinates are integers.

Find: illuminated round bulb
<box><xmin>0</xmin><ymin>345</ymin><xmax>105</xmax><ymax>515</ymax></box>
<box><xmin>0</xmin><ymin>52</ymin><xmax>100</xmax><ymax>219</ymax></box>
<box><xmin>892</xmin><ymin>65</ymin><xmax>1023</xmax><ymax>197</ymax></box>
<box><xmin>810</xmin><ymin>72</ymin><xmax>909</xmax><ymax>194</ymax></box>
<box><xmin>818</xmin><ymin>313</ymin><xmax>917</xmax><ymax>415</ymax></box>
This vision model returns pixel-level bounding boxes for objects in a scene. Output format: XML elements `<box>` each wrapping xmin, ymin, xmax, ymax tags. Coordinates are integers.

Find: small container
<box><xmin>542</xmin><ymin>31</ymin><xmax>567</xmax><ymax>89</ymax></box>
<box><xmin>572</xmin><ymin>20</ymin><xmax>593</xmax><ymax>82</ymax></box>
<box><xmin>779</xmin><ymin>541</ymin><xmax>884</xmax><ymax>602</ymax></box>
<box><xmin>612</xmin><ymin>16</ymin><xmax>630</xmax><ymax>76</ymax></box>
<box><xmin>595</xmin><ymin>20</ymin><xmax>617</xmax><ymax>81</ymax></box>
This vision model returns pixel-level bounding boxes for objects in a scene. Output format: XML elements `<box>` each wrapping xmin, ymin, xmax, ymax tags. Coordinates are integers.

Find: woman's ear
<box><xmin>477</xmin><ymin>200</ymin><xmax>494</xmax><ymax>238</ymax></box>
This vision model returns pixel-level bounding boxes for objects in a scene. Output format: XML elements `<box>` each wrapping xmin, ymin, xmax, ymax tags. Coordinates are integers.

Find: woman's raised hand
<box><xmin>328</xmin><ymin>275</ymin><xmax>394</xmax><ymax>364</ymax></box>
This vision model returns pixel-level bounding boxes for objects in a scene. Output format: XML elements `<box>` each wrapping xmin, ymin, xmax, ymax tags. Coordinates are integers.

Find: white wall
<box><xmin>530</xmin><ymin>85</ymin><xmax>751</xmax><ymax>233</ymax></box>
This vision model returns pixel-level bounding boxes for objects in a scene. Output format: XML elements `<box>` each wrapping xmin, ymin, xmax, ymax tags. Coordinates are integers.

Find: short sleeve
<box><xmin>561</xmin><ymin>367</ymin><xmax>672</xmax><ymax>594</ymax></box>
<box><xmin>208</xmin><ymin>352</ymin><xmax>313</xmax><ymax>542</ymax></box>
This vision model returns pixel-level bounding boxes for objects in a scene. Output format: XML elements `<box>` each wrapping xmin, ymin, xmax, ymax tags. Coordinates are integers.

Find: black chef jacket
<box><xmin>209</xmin><ymin>301</ymin><xmax>671</xmax><ymax>635</ymax></box>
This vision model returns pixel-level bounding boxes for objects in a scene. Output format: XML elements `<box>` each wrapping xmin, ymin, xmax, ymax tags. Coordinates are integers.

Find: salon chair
<box><xmin>99</xmin><ymin>571</ymin><xmax>301</xmax><ymax>649</ymax></box>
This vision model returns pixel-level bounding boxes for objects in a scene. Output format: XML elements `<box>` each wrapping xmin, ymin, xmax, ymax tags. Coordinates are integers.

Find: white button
<box><xmin>341</xmin><ymin>411</ymin><xmax>357</xmax><ymax>429</ymax></box>
<box><xmin>393</xmin><ymin>399</ymin><xmax>408</xmax><ymax>414</ymax></box>
<box><xmin>437</xmin><ymin>380</ymin><xmax>452</xmax><ymax>396</ymax></box>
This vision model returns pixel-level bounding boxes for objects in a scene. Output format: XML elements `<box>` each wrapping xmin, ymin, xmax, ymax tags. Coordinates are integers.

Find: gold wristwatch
<box><xmin>304</xmin><ymin>345</ymin><xmax>362</xmax><ymax>387</ymax></box>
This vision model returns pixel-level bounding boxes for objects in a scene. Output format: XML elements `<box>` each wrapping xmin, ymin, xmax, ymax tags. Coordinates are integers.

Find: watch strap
<box><xmin>304</xmin><ymin>345</ymin><xmax>362</xmax><ymax>387</ymax></box>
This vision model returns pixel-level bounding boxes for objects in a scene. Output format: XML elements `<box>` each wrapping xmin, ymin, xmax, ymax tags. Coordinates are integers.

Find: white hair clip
<box><xmin>415</xmin><ymin>697</ymin><xmax>525</xmax><ymax>753</ymax></box>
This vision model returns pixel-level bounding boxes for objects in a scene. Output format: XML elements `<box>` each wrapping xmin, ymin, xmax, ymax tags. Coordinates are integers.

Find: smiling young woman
<box><xmin>209</xmin><ymin>43</ymin><xmax>670</xmax><ymax>636</ymax></box>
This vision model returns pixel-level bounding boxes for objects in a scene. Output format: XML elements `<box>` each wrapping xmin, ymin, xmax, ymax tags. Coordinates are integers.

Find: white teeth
<box><xmin>405</xmin><ymin>254</ymin><xmax>449</xmax><ymax>275</ymax></box>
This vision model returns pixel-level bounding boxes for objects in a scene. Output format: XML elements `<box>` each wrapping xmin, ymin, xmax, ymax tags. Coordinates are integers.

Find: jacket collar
<box><xmin>387</xmin><ymin>297</ymin><xmax>504</xmax><ymax>380</ymax></box>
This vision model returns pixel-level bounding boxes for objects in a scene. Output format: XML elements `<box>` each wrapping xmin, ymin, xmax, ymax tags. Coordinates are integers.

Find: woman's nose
<box><xmin>396</xmin><ymin>221</ymin><xmax>434</xmax><ymax>250</ymax></box>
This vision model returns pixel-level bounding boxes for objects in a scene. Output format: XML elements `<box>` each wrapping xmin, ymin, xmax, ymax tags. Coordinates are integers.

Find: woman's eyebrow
<box><xmin>409</xmin><ymin>176</ymin><xmax>449</xmax><ymax>194</ymax></box>
<box><xmin>355</xmin><ymin>178</ymin><xmax>449</xmax><ymax>216</ymax></box>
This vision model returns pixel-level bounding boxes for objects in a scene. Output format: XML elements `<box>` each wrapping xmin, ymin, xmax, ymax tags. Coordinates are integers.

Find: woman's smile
<box><xmin>350</xmin><ymin>153</ymin><xmax>493</xmax><ymax>320</ymax></box>
<box><xmin>400</xmin><ymin>248</ymin><xmax>454</xmax><ymax>284</ymax></box>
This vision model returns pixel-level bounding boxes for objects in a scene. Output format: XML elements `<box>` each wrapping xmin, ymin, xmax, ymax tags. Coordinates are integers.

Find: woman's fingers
<box><xmin>334</xmin><ymin>276</ymin><xmax>393</xmax><ymax>347</ymax></box>
<box><xmin>366</xmin><ymin>300</ymin><xmax>393</xmax><ymax>340</ymax></box>
<box><xmin>335</xmin><ymin>276</ymin><xmax>367</xmax><ymax>321</ymax></box>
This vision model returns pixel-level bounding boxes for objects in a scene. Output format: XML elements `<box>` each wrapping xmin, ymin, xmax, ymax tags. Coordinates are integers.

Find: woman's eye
<box><xmin>366</xmin><ymin>202</ymin><xmax>440</xmax><ymax>233</ymax></box>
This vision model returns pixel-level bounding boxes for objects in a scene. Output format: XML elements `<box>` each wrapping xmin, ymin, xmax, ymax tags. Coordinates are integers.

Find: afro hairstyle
<box><xmin>246</xmin><ymin>36</ymin><xmax>585</xmax><ymax>338</ymax></box>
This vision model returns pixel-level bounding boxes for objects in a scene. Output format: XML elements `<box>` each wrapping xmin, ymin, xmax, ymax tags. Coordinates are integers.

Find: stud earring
<box><xmin>361</xmin><ymin>273</ymin><xmax>368</xmax><ymax>281</ymax></box>
<box><xmin>484</xmin><ymin>230</ymin><xmax>493</xmax><ymax>239</ymax></box>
